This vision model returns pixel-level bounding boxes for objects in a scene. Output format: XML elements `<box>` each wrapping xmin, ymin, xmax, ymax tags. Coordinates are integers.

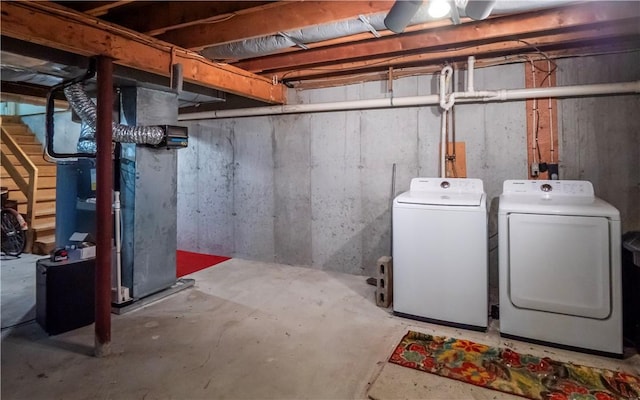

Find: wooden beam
<box><xmin>285</xmin><ymin>42</ymin><xmax>636</xmax><ymax>89</ymax></box>
<box><xmin>82</xmin><ymin>1</ymin><xmax>136</xmax><ymax>17</ymax></box>
<box><xmin>0</xmin><ymin>2</ymin><xmax>286</xmax><ymax>104</ymax></box>
<box><xmin>268</xmin><ymin>22</ymin><xmax>640</xmax><ymax>81</ymax></box>
<box><xmin>525</xmin><ymin>60</ymin><xmax>558</xmax><ymax>180</ymax></box>
<box><xmin>157</xmin><ymin>1</ymin><xmax>395</xmax><ymax>50</ymax></box>
<box><xmin>234</xmin><ymin>2</ymin><xmax>640</xmax><ymax>73</ymax></box>
<box><xmin>101</xmin><ymin>1</ymin><xmax>272</xmax><ymax>36</ymax></box>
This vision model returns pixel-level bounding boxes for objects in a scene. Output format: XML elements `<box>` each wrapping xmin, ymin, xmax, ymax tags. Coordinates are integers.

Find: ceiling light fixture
<box><xmin>428</xmin><ymin>0</ymin><xmax>452</xmax><ymax>18</ymax></box>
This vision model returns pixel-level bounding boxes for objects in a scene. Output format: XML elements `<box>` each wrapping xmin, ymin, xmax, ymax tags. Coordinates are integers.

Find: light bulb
<box><xmin>428</xmin><ymin>0</ymin><xmax>451</xmax><ymax>18</ymax></box>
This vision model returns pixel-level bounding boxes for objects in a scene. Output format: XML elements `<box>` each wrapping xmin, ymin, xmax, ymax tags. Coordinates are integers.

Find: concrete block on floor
<box><xmin>376</xmin><ymin>256</ymin><xmax>393</xmax><ymax>308</ymax></box>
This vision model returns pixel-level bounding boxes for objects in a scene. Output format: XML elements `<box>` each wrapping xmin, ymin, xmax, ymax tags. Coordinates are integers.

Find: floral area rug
<box><xmin>389</xmin><ymin>331</ymin><xmax>640</xmax><ymax>400</ymax></box>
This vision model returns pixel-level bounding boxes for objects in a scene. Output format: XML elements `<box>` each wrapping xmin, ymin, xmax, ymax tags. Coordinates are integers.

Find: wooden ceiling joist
<box><xmin>81</xmin><ymin>1</ymin><xmax>136</xmax><ymax>17</ymax></box>
<box><xmin>157</xmin><ymin>0</ymin><xmax>395</xmax><ymax>50</ymax></box>
<box><xmin>0</xmin><ymin>1</ymin><xmax>286</xmax><ymax>104</ymax></box>
<box><xmin>273</xmin><ymin>21</ymin><xmax>640</xmax><ymax>81</ymax></box>
<box><xmin>234</xmin><ymin>2</ymin><xmax>640</xmax><ymax>74</ymax></box>
<box><xmin>101</xmin><ymin>1</ymin><xmax>273</xmax><ymax>36</ymax></box>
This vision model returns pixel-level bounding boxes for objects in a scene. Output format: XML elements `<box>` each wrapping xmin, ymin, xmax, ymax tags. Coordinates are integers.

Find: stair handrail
<box><xmin>0</xmin><ymin>126</ymin><xmax>39</xmax><ymax>227</ymax></box>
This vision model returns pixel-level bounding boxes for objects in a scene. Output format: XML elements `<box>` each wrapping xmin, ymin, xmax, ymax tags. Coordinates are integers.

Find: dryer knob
<box><xmin>541</xmin><ymin>183</ymin><xmax>552</xmax><ymax>192</ymax></box>
<box><xmin>440</xmin><ymin>181</ymin><xmax>450</xmax><ymax>189</ymax></box>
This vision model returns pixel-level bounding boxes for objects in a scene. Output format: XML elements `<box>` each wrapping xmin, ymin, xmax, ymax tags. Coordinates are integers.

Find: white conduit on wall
<box><xmin>178</xmin><ymin>81</ymin><xmax>640</xmax><ymax>121</ymax></box>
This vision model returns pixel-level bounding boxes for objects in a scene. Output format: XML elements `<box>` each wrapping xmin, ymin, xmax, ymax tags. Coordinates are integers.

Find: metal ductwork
<box><xmin>202</xmin><ymin>8</ymin><xmax>435</xmax><ymax>60</ymax></box>
<box><xmin>201</xmin><ymin>0</ymin><xmax>578</xmax><ymax>62</ymax></box>
<box><xmin>465</xmin><ymin>0</ymin><xmax>497</xmax><ymax>20</ymax></box>
<box><xmin>384</xmin><ymin>0</ymin><xmax>424</xmax><ymax>33</ymax></box>
<box><xmin>77</xmin><ymin>121</ymin><xmax>97</xmax><ymax>153</ymax></box>
<box><xmin>63</xmin><ymin>83</ymin><xmax>164</xmax><ymax>146</ymax></box>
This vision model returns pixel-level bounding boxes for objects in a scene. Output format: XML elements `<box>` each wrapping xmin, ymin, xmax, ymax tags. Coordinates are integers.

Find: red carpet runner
<box><xmin>176</xmin><ymin>250</ymin><xmax>230</xmax><ymax>277</ymax></box>
<box><xmin>389</xmin><ymin>331</ymin><xmax>640</xmax><ymax>400</ymax></box>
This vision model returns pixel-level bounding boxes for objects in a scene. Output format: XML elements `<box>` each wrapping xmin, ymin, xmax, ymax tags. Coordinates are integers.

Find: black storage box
<box><xmin>36</xmin><ymin>258</ymin><xmax>95</xmax><ymax>335</ymax></box>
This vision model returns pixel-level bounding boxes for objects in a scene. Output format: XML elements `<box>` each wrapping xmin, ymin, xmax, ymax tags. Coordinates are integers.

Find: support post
<box><xmin>95</xmin><ymin>56</ymin><xmax>113</xmax><ymax>357</ymax></box>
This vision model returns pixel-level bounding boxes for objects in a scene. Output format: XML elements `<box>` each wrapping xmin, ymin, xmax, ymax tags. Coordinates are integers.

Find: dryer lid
<box><xmin>397</xmin><ymin>192</ymin><xmax>483</xmax><ymax>206</ymax></box>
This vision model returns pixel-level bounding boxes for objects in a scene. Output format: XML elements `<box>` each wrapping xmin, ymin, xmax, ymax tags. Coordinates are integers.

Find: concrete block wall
<box><xmin>177</xmin><ymin>52</ymin><xmax>640</xmax><ymax>276</ymax></box>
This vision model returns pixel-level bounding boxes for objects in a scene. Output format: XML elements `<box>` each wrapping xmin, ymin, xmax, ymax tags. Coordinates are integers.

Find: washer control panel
<box><xmin>502</xmin><ymin>180</ymin><xmax>594</xmax><ymax>198</ymax></box>
<box><xmin>410</xmin><ymin>178</ymin><xmax>484</xmax><ymax>194</ymax></box>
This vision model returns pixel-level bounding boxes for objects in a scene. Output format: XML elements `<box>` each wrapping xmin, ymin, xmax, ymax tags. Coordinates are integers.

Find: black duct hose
<box><xmin>46</xmin><ymin>58</ymin><xmax>97</xmax><ymax>159</ymax></box>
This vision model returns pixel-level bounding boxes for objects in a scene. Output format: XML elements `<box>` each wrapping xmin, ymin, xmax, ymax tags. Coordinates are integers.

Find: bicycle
<box><xmin>1</xmin><ymin>187</ymin><xmax>28</xmax><ymax>257</ymax></box>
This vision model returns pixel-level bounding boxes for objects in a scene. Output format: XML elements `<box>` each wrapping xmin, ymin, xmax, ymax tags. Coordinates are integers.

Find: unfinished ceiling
<box><xmin>1</xmin><ymin>1</ymin><xmax>639</xmax><ymax>111</ymax></box>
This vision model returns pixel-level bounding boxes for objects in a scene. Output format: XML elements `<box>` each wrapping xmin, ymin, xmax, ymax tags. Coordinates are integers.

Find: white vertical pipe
<box><xmin>467</xmin><ymin>56</ymin><xmax>475</xmax><ymax>92</ymax></box>
<box><xmin>440</xmin><ymin>109</ymin><xmax>448</xmax><ymax>178</ymax></box>
<box><xmin>114</xmin><ymin>190</ymin><xmax>122</xmax><ymax>303</ymax></box>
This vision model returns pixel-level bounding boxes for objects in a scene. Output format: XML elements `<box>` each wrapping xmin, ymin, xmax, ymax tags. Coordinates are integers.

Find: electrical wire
<box><xmin>530</xmin><ymin>60</ymin><xmax>539</xmax><ymax>165</ymax></box>
<box><xmin>1</xmin><ymin>319</ymin><xmax>36</xmax><ymax>331</ymax></box>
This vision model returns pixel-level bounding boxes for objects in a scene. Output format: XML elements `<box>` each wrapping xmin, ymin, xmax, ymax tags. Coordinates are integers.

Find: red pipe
<box><xmin>95</xmin><ymin>56</ymin><xmax>113</xmax><ymax>357</ymax></box>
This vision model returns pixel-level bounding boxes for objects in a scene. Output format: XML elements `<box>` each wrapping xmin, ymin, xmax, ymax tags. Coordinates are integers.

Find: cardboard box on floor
<box><xmin>68</xmin><ymin>232</ymin><xmax>96</xmax><ymax>260</ymax></box>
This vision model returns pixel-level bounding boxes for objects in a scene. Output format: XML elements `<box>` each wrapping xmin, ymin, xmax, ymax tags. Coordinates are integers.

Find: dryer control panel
<box><xmin>502</xmin><ymin>180</ymin><xmax>594</xmax><ymax>198</ymax></box>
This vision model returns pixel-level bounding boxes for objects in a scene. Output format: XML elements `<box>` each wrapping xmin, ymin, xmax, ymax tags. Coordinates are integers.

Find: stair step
<box><xmin>11</xmin><ymin>188</ymin><xmax>56</xmax><ymax>203</ymax></box>
<box><xmin>17</xmin><ymin>201</ymin><xmax>57</xmax><ymax>217</ymax></box>
<box><xmin>32</xmin><ymin>219</ymin><xmax>56</xmax><ymax>231</ymax></box>
<box><xmin>3</xmin><ymin>154</ymin><xmax>53</xmax><ymax>166</ymax></box>
<box><xmin>33</xmin><ymin>234</ymin><xmax>56</xmax><ymax>256</ymax></box>
<box><xmin>0</xmin><ymin>116</ymin><xmax>23</xmax><ymax>124</ymax></box>
<box><xmin>1</xmin><ymin>164</ymin><xmax>56</xmax><ymax>177</ymax></box>
<box><xmin>35</xmin><ymin>203</ymin><xmax>56</xmax><ymax>217</ymax></box>
<box><xmin>34</xmin><ymin>227</ymin><xmax>56</xmax><ymax>240</ymax></box>
<box><xmin>18</xmin><ymin>143</ymin><xmax>45</xmax><ymax>153</ymax></box>
<box><xmin>1</xmin><ymin>177</ymin><xmax>57</xmax><ymax>193</ymax></box>
<box><xmin>1</xmin><ymin>124</ymin><xmax>30</xmax><ymax>134</ymax></box>
<box><xmin>3</xmin><ymin>134</ymin><xmax>40</xmax><ymax>144</ymax></box>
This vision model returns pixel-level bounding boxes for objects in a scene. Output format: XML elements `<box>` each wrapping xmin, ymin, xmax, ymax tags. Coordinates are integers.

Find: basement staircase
<box><xmin>1</xmin><ymin>115</ymin><xmax>57</xmax><ymax>255</ymax></box>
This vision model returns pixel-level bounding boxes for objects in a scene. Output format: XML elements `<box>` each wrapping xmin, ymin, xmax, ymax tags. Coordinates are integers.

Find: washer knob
<box><xmin>541</xmin><ymin>183</ymin><xmax>552</xmax><ymax>192</ymax></box>
<box><xmin>440</xmin><ymin>181</ymin><xmax>450</xmax><ymax>189</ymax></box>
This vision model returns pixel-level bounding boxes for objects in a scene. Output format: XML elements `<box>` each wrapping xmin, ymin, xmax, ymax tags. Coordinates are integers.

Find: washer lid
<box><xmin>397</xmin><ymin>192</ymin><xmax>483</xmax><ymax>206</ymax></box>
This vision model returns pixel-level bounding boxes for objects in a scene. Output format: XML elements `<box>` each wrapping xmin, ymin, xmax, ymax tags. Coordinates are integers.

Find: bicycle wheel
<box><xmin>1</xmin><ymin>209</ymin><xmax>27</xmax><ymax>256</ymax></box>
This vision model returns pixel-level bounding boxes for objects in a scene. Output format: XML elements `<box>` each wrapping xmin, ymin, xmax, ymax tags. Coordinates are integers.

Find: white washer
<box><xmin>498</xmin><ymin>180</ymin><xmax>622</xmax><ymax>357</ymax></box>
<box><xmin>393</xmin><ymin>177</ymin><xmax>488</xmax><ymax>330</ymax></box>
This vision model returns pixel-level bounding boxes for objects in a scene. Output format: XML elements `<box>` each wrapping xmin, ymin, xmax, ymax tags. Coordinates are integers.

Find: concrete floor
<box><xmin>1</xmin><ymin>254</ymin><xmax>639</xmax><ymax>400</ymax></box>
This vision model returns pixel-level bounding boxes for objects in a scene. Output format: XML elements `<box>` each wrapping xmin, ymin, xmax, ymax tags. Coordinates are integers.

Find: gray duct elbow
<box><xmin>63</xmin><ymin>83</ymin><xmax>164</xmax><ymax>145</ymax></box>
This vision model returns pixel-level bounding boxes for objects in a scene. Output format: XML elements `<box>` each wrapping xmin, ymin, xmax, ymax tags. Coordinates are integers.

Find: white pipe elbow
<box><xmin>439</xmin><ymin>65</ymin><xmax>454</xmax><ymax>110</ymax></box>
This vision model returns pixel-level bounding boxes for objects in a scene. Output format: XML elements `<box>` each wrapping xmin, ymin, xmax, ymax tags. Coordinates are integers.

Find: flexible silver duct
<box><xmin>63</xmin><ymin>83</ymin><xmax>164</xmax><ymax>145</ymax></box>
<box><xmin>201</xmin><ymin>12</ymin><xmax>415</xmax><ymax>60</ymax></box>
<box><xmin>77</xmin><ymin>121</ymin><xmax>97</xmax><ymax>153</ymax></box>
<box><xmin>201</xmin><ymin>0</ymin><xmax>577</xmax><ymax>61</ymax></box>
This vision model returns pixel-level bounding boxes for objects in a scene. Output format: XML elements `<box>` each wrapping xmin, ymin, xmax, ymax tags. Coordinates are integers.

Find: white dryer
<box><xmin>393</xmin><ymin>177</ymin><xmax>488</xmax><ymax>330</ymax></box>
<box><xmin>498</xmin><ymin>180</ymin><xmax>622</xmax><ymax>357</ymax></box>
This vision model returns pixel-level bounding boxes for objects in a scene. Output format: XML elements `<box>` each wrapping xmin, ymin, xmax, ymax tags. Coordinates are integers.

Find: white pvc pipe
<box><xmin>439</xmin><ymin>66</ymin><xmax>455</xmax><ymax>110</ymax></box>
<box><xmin>114</xmin><ymin>190</ymin><xmax>123</xmax><ymax>303</ymax></box>
<box><xmin>490</xmin><ymin>82</ymin><xmax>640</xmax><ymax>101</ymax></box>
<box><xmin>440</xmin><ymin>109</ymin><xmax>448</xmax><ymax>178</ymax></box>
<box><xmin>178</xmin><ymin>81</ymin><xmax>640</xmax><ymax>121</ymax></box>
<box><xmin>467</xmin><ymin>56</ymin><xmax>475</xmax><ymax>92</ymax></box>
